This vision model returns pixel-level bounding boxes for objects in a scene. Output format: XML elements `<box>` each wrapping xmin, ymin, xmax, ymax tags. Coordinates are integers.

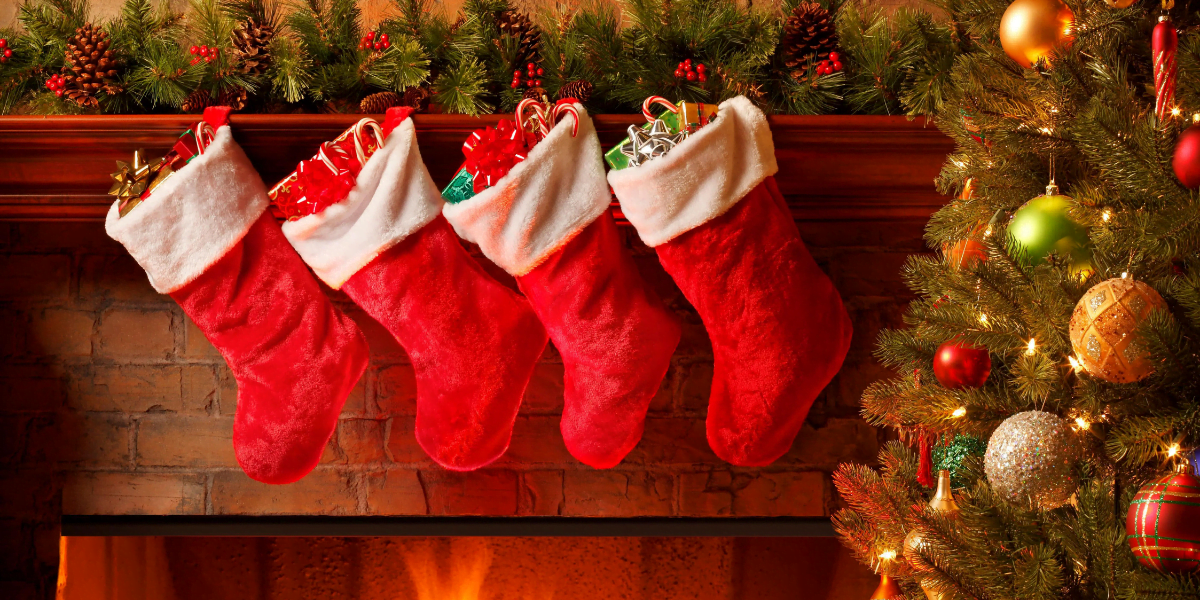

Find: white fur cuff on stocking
<box><xmin>281</xmin><ymin>118</ymin><xmax>444</xmax><ymax>289</ymax></box>
<box><xmin>442</xmin><ymin>105</ymin><xmax>612</xmax><ymax>277</ymax></box>
<box><xmin>607</xmin><ymin>95</ymin><xmax>779</xmax><ymax>248</ymax></box>
<box><xmin>104</xmin><ymin>126</ymin><xmax>270</xmax><ymax>294</ymax></box>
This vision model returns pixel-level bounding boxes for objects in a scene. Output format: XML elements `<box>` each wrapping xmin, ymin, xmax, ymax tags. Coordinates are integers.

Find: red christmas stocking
<box><xmin>105</xmin><ymin>108</ymin><xmax>369</xmax><ymax>484</ymax></box>
<box><xmin>280</xmin><ymin>109</ymin><xmax>548</xmax><ymax>471</ymax></box>
<box><xmin>608</xmin><ymin>96</ymin><xmax>852</xmax><ymax>467</ymax></box>
<box><xmin>443</xmin><ymin>105</ymin><xmax>680</xmax><ymax>468</ymax></box>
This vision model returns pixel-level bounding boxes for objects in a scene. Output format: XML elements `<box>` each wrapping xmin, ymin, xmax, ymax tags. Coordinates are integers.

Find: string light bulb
<box><xmin>1169</xmin><ymin>444</ymin><xmax>1181</xmax><ymax>457</ymax></box>
<box><xmin>1172</xmin><ymin>107</ymin><xmax>1182</xmax><ymax>117</ymax></box>
<box><xmin>1102</xmin><ymin>209</ymin><xmax>1111</xmax><ymax>222</ymax></box>
<box><xmin>1026</xmin><ymin>338</ymin><xmax>1037</xmax><ymax>355</ymax></box>
<box><xmin>1068</xmin><ymin>356</ymin><xmax>1082</xmax><ymax>372</ymax></box>
<box><xmin>952</xmin><ymin>407</ymin><xmax>967</xmax><ymax>418</ymax></box>
<box><xmin>1074</xmin><ymin>417</ymin><xmax>1090</xmax><ymax>430</ymax></box>
<box><xmin>979</xmin><ymin>313</ymin><xmax>989</xmax><ymax>326</ymax></box>
<box><xmin>878</xmin><ymin>550</ymin><xmax>897</xmax><ymax>561</ymax></box>
<box><xmin>1122</xmin><ymin>272</ymin><xmax>1129</xmax><ymax>279</ymax></box>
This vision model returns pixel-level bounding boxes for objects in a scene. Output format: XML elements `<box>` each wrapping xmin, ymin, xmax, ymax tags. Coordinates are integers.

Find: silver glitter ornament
<box><xmin>983</xmin><ymin>410</ymin><xmax>1079</xmax><ymax>509</ymax></box>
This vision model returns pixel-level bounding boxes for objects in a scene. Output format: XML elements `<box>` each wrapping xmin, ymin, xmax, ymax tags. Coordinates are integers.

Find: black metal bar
<box><xmin>61</xmin><ymin>515</ymin><xmax>836</xmax><ymax>538</ymax></box>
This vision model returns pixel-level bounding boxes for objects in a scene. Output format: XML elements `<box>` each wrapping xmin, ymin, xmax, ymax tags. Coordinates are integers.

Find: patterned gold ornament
<box><xmin>903</xmin><ymin>470</ymin><xmax>959</xmax><ymax>599</ymax></box>
<box><xmin>109</xmin><ymin>149</ymin><xmax>162</xmax><ymax>217</ymax></box>
<box><xmin>998</xmin><ymin>0</ymin><xmax>1074</xmax><ymax>68</ymax></box>
<box><xmin>984</xmin><ymin>411</ymin><xmax>1079</xmax><ymax>509</ymax></box>
<box><xmin>1069</xmin><ymin>277</ymin><xmax>1167</xmax><ymax>383</ymax></box>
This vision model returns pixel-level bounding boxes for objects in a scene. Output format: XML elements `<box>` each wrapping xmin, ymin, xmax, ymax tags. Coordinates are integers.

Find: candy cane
<box><xmin>350</xmin><ymin>118</ymin><xmax>385</xmax><ymax>166</ymax></box>
<box><xmin>194</xmin><ymin>122</ymin><xmax>216</xmax><ymax>155</ymax></box>
<box><xmin>550</xmin><ymin>100</ymin><xmax>580</xmax><ymax>137</ymax></box>
<box><xmin>516</xmin><ymin>98</ymin><xmax>550</xmax><ymax>137</ymax></box>
<box><xmin>641</xmin><ymin>96</ymin><xmax>679</xmax><ymax>123</ymax></box>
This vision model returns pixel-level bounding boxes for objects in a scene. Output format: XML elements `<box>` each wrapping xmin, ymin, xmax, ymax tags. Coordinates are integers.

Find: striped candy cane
<box><xmin>642</xmin><ymin>96</ymin><xmax>680</xmax><ymax>123</ymax></box>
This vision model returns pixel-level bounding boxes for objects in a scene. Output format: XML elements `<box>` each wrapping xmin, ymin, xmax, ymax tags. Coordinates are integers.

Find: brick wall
<box><xmin>0</xmin><ymin>209</ymin><xmax>920</xmax><ymax>597</ymax></box>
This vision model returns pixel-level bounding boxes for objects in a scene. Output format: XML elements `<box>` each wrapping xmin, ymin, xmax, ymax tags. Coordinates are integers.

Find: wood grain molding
<box><xmin>0</xmin><ymin>114</ymin><xmax>953</xmax><ymax>222</ymax></box>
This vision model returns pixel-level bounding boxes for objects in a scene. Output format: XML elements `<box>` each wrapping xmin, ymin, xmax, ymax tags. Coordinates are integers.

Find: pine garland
<box><xmin>0</xmin><ymin>0</ymin><xmax>953</xmax><ymax>115</ymax></box>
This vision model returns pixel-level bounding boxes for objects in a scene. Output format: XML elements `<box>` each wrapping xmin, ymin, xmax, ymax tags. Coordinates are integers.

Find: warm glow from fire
<box><xmin>402</xmin><ymin>539</ymin><xmax>555</xmax><ymax>600</ymax></box>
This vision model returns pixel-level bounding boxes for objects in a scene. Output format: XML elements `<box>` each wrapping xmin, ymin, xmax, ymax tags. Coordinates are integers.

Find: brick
<box><xmin>521</xmin><ymin>362</ymin><xmax>564</xmax><ymax>414</ymax></box>
<box><xmin>0</xmin><ymin>255</ymin><xmax>70</xmax><ymax>299</ymax></box>
<box><xmin>563</xmin><ymin>471</ymin><xmax>674</xmax><ymax>516</ymax></box>
<box><xmin>365</xmin><ymin>469</ymin><xmax>427</xmax><ymax>515</ymax></box>
<box><xmin>0</xmin><ymin>364</ymin><xmax>67</xmax><ymax>412</ymax></box>
<box><xmin>376</xmin><ymin>365</ymin><xmax>417</xmax><ymax>416</ymax></box>
<box><xmin>421</xmin><ymin>470</ymin><xmax>518</xmax><ymax>515</ymax></box>
<box><xmin>182</xmin><ymin>316</ymin><xmax>220</xmax><ymax>358</ymax></box>
<box><xmin>626</xmin><ymin>417</ymin><xmax>716</xmax><ymax>465</ymax></box>
<box><xmin>0</xmin><ymin>472</ymin><xmax>58</xmax><ymax>518</ymax></box>
<box><xmin>732</xmin><ymin>471</ymin><xmax>826</xmax><ymax>516</ymax></box>
<box><xmin>519</xmin><ymin>471</ymin><xmax>564</xmax><ymax>516</ymax></box>
<box><xmin>136</xmin><ymin>415</ymin><xmax>237</xmax><ymax>468</ymax></box>
<box><xmin>212</xmin><ymin>469</ymin><xmax>358</xmax><ymax>515</ymax></box>
<box><xmin>830</xmin><ymin>252</ymin><xmax>911</xmax><ymax>298</ymax></box>
<box><xmin>342</xmin><ymin>376</ymin><xmax>367</xmax><ymax>417</ymax></box>
<box><xmin>323</xmin><ymin>419</ymin><xmax>386</xmax><ymax>465</ymax></box>
<box><xmin>674</xmin><ymin>316</ymin><xmax>713</xmax><ymax>357</ymax></box>
<box><xmin>500</xmin><ymin>416</ymin><xmax>573</xmax><ymax>465</ymax></box>
<box><xmin>69</xmin><ymin>365</ymin><xmax>184</xmax><ymax>413</ymax></box>
<box><xmin>782</xmin><ymin>418</ymin><xmax>879</xmax><ymax>469</ymax></box>
<box><xmin>78</xmin><ymin>253</ymin><xmax>161</xmax><ymax>303</ymax></box>
<box><xmin>63</xmin><ymin>472</ymin><xmax>205</xmax><ymax>515</ymax></box>
<box><xmin>647</xmin><ymin>365</ymin><xmax>677</xmax><ymax>414</ymax></box>
<box><xmin>679</xmin><ymin>471</ymin><xmax>733</xmax><ymax>516</ymax></box>
<box><xmin>385</xmin><ymin>417</ymin><xmax>431</xmax><ymax>466</ymax></box>
<box><xmin>25</xmin><ymin>412</ymin><xmax>129</xmax><ymax>468</ymax></box>
<box><xmin>680</xmin><ymin>362</ymin><xmax>712</xmax><ymax>412</ymax></box>
<box><xmin>94</xmin><ymin>309</ymin><xmax>173</xmax><ymax>361</ymax></box>
<box><xmin>181</xmin><ymin>365</ymin><xmax>218</xmax><ymax>414</ymax></box>
<box><xmin>27</xmin><ymin>308</ymin><xmax>93</xmax><ymax>357</ymax></box>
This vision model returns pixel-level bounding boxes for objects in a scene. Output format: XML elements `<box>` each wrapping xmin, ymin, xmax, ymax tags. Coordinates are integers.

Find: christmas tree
<box><xmin>833</xmin><ymin>0</ymin><xmax>1200</xmax><ymax>597</ymax></box>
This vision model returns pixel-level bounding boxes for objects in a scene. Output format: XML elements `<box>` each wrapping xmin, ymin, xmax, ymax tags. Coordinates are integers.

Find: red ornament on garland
<box><xmin>1127</xmin><ymin>462</ymin><xmax>1200</xmax><ymax>574</ymax></box>
<box><xmin>1153</xmin><ymin>16</ymin><xmax>1178</xmax><ymax>121</ymax></box>
<box><xmin>1174</xmin><ymin>125</ymin><xmax>1200</xmax><ymax>189</ymax></box>
<box><xmin>933</xmin><ymin>340</ymin><xmax>990</xmax><ymax>389</ymax></box>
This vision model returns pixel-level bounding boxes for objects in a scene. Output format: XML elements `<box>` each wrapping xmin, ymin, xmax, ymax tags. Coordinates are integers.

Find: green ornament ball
<box><xmin>1007</xmin><ymin>188</ymin><xmax>1092</xmax><ymax>276</ymax></box>
<box><xmin>933</xmin><ymin>434</ymin><xmax>987</xmax><ymax>487</ymax></box>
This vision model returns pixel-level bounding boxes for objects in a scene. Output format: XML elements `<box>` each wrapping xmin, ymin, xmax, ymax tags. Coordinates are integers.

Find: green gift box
<box><xmin>604</xmin><ymin>102</ymin><xmax>718</xmax><ymax>171</ymax></box>
<box><xmin>441</xmin><ymin>166</ymin><xmax>477</xmax><ymax>204</ymax></box>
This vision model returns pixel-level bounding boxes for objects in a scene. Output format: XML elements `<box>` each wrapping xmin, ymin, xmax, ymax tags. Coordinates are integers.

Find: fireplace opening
<box><xmin>55</xmin><ymin>535</ymin><xmax>875</xmax><ymax>600</ymax></box>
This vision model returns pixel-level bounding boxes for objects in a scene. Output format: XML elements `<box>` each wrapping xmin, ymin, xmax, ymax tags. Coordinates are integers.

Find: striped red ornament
<box><xmin>1126</xmin><ymin>463</ymin><xmax>1200</xmax><ymax>574</ymax></box>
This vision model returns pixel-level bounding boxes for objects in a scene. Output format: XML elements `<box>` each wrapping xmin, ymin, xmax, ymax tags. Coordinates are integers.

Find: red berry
<box><xmin>55</xmin><ymin>89</ymin><xmax>63</xmax><ymax>97</ymax></box>
<box><xmin>373</xmin><ymin>42</ymin><xmax>381</xmax><ymax>50</ymax></box>
<box><xmin>5</xmin><ymin>49</ymin><xmax>13</xmax><ymax>58</ymax></box>
<box><xmin>511</xmin><ymin>81</ymin><xmax>519</xmax><ymax>88</ymax></box>
<box><xmin>211</xmin><ymin>47</ymin><xmax>218</xmax><ymax>55</ymax></box>
<box><xmin>698</xmin><ymin>73</ymin><xmax>706</xmax><ymax>83</ymax></box>
<box><xmin>683</xmin><ymin>58</ymin><xmax>691</xmax><ymax>66</ymax></box>
<box><xmin>534</xmin><ymin>79</ymin><xmax>542</xmax><ymax>86</ymax></box>
<box><xmin>380</xmin><ymin>33</ymin><xmax>388</xmax><ymax>42</ymax></box>
<box><xmin>367</xmin><ymin>31</ymin><xmax>375</xmax><ymax>40</ymax></box>
<box><xmin>829</xmin><ymin>52</ymin><xmax>840</xmax><ymax>61</ymax></box>
<box><xmin>514</xmin><ymin>70</ymin><xmax>521</xmax><ymax>76</ymax></box>
<box><xmin>200</xmin><ymin>44</ymin><xmax>209</xmax><ymax>53</ymax></box>
<box><xmin>358</xmin><ymin>43</ymin><xmax>365</xmax><ymax>50</ymax></box>
<box><xmin>382</xmin><ymin>41</ymin><xmax>390</xmax><ymax>49</ymax></box>
<box><xmin>527</xmin><ymin>62</ymin><xmax>536</xmax><ymax>70</ymax></box>
<box><xmin>190</xmin><ymin>58</ymin><xmax>200</xmax><ymax>65</ymax></box>
<box><xmin>686</xmin><ymin>71</ymin><xmax>696</xmax><ymax>81</ymax></box>
<box><xmin>536</xmin><ymin>67</ymin><xmax>544</xmax><ymax>76</ymax></box>
<box><xmin>696</xmin><ymin>63</ymin><xmax>706</xmax><ymax>74</ymax></box>
<box><xmin>832</xmin><ymin>61</ymin><xmax>843</xmax><ymax>71</ymax></box>
<box><xmin>674</xmin><ymin>69</ymin><xmax>683</xmax><ymax>78</ymax></box>
<box><xmin>189</xmin><ymin>45</ymin><xmax>199</xmax><ymax>55</ymax></box>
<box><xmin>0</xmin><ymin>39</ymin><xmax>7</xmax><ymax>49</ymax></box>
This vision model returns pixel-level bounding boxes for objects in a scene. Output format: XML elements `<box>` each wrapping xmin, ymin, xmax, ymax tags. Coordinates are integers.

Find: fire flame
<box><xmin>402</xmin><ymin>539</ymin><xmax>555</xmax><ymax>600</ymax></box>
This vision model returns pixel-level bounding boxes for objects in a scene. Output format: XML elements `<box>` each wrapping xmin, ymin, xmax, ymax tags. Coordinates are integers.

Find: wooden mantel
<box><xmin>0</xmin><ymin>114</ymin><xmax>953</xmax><ymax>222</ymax></box>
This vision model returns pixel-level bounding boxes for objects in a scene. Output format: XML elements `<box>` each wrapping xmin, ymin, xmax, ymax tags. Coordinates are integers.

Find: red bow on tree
<box><xmin>462</xmin><ymin>119</ymin><xmax>529</xmax><ymax>193</ymax></box>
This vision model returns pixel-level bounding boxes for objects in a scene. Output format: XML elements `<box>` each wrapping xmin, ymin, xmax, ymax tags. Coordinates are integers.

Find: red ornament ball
<box><xmin>933</xmin><ymin>340</ymin><xmax>991</xmax><ymax>389</ymax></box>
<box><xmin>1127</xmin><ymin>464</ymin><xmax>1200</xmax><ymax>574</ymax></box>
<box><xmin>1173</xmin><ymin>126</ymin><xmax>1200</xmax><ymax>189</ymax></box>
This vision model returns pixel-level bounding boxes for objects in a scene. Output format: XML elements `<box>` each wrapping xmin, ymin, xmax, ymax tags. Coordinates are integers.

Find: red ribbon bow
<box><xmin>462</xmin><ymin>119</ymin><xmax>529</xmax><ymax>193</ymax></box>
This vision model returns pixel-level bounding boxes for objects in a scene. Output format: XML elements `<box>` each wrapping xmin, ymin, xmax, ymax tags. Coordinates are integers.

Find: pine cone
<box><xmin>62</xmin><ymin>23</ymin><xmax>123</xmax><ymax>108</ymax></box>
<box><xmin>360</xmin><ymin>91</ymin><xmax>402</xmax><ymax>113</ymax></box>
<box><xmin>495</xmin><ymin>9</ymin><xmax>541</xmax><ymax>69</ymax></box>
<box><xmin>780</xmin><ymin>2</ymin><xmax>839</xmax><ymax>71</ymax></box>
<box><xmin>218</xmin><ymin>86</ymin><xmax>249</xmax><ymax>111</ymax></box>
<box><xmin>556</xmin><ymin>80</ymin><xmax>593</xmax><ymax>103</ymax></box>
<box><xmin>231</xmin><ymin>19</ymin><xmax>275</xmax><ymax>76</ymax></box>
<box><xmin>181</xmin><ymin>89</ymin><xmax>213</xmax><ymax>113</ymax></box>
<box><xmin>522</xmin><ymin>87</ymin><xmax>546</xmax><ymax>102</ymax></box>
<box><xmin>402</xmin><ymin>86</ymin><xmax>431</xmax><ymax>112</ymax></box>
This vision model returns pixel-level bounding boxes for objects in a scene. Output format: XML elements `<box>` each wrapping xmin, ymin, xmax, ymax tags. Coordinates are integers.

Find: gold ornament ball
<box><xmin>999</xmin><ymin>0</ymin><xmax>1075</xmax><ymax>68</ymax></box>
<box><xmin>1105</xmin><ymin>0</ymin><xmax>1136</xmax><ymax>8</ymax></box>
<box><xmin>1069</xmin><ymin>278</ymin><xmax>1167</xmax><ymax>383</ymax></box>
